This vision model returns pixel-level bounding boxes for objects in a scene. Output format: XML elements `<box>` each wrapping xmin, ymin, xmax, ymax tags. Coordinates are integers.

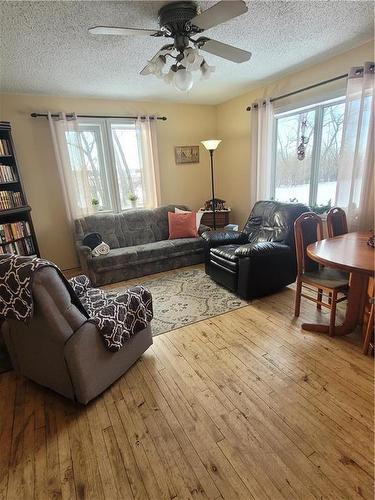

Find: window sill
<box><xmin>94</xmin><ymin>206</ymin><xmax>145</xmax><ymax>214</ymax></box>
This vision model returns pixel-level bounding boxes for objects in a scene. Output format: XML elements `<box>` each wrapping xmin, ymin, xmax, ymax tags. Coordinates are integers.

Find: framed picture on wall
<box><xmin>175</xmin><ymin>145</ymin><xmax>199</xmax><ymax>164</ymax></box>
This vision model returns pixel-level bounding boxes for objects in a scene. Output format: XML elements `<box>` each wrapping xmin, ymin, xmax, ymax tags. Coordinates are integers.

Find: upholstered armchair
<box><xmin>1</xmin><ymin>262</ymin><xmax>153</xmax><ymax>404</ymax></box>
<box><xmin>202</xmin><ymin>200</ymin><xmax>310</xmax><ymax>300</ymax></box>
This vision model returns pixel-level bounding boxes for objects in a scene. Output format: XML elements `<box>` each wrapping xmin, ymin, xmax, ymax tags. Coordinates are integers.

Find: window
<box><xmin>272</xmin><ymin>98</ymin><xmax>346</xmax><ymax>206</ymax></box>
<box><xmin>111</xmin><ymin>122</ymin><xmax>145</xmax><ymax>211</ymax></box>
<box><xmin>65</xmin><ymin>118</ymin><xmax>145</xmax><ymax>212</ymax></box>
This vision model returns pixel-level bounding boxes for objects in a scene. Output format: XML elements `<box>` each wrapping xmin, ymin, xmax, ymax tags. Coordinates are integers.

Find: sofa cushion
<box><xmin>91</xmin><ymin>238</ymin><xmax>204</xmax><ymax>273</ymax></box>
<box><xmin>116</xmin><ymin>208</ymin><xmax>167</xmax><ymax>247</ymax></box>
<box><xmin>210</xmin><ymin>245</ymin><xmax>239</xmax><ymax>271</ymax></box>
<box><xmin>75</xmin><ymin>205</ymin><xmax>190</xmax><ymax>250</ymax></box>
<box><xmin>78</xmin><ymin>213</ymin><xmax>120</xmax><ymax>248</ymax></box>
<box><xmin>169</xmin><ymin>237</ymin><xmax>205</xmax><ymax>254</ymax></box>
<box><xmin>91</xmin><ymin>247</ymin><xmax>138</xmax><ymax>271</ymax></box>
<box><xmin>210</xmin><ymin>245</ymin><xmax>239</xmax><ymax>261</ymax></box>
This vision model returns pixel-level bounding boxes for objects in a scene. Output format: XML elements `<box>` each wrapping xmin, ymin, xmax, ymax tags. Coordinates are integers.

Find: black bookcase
<box><xmin>0</xmin><ymin>121</ymin><xmax>40</xmax><ymax>257</ymax></box>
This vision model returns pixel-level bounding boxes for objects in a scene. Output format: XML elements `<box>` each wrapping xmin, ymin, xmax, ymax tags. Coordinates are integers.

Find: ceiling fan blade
<box><xmin>190</xmin><ymin>1</ymin><xmax>248</xmax><ymax>31</ymax></box>
<box><xmin>89</xmin><ymin>26</ymin><xmax>161</xmax><ymax>36</ymax></box>
<box><xmin>199</xmin><ymin>38</ymin><xmax>251</xmax><ymax>63</ymax></box>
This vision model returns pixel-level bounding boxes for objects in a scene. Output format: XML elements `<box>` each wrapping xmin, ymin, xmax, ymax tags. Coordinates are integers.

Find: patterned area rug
<box><xmin>0</xmin><ymin>268</ymin><xmax>248</xmax><ymax>372</ymax></box>
<box><xmin>112</xmin><ymin>267</ymin><xmax>248</xmax><ymax>336</ymax></box>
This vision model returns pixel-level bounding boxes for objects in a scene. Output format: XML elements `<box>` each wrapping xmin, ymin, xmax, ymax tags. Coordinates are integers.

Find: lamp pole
<box><xmin>201</xmin><ymin>140</ymin><xmax>221</xmax><ymax>231</ymax></box>
<box><xmin>209</xmin><ymin>149</ymin><xmax>216</xmax><ymax>230</ymax></box>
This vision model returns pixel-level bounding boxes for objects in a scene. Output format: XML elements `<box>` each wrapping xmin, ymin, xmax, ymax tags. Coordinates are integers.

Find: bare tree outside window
<box><xmin>275</xmin><ymin>110</ymin><xmax>315</xmax><ymax>204</ymax></box>
<box><xmin>65</xmin><ymin>119</ymin><xmax>146</xmax><ymax>213</ymax></box>
<box><xmin>111</xmin><ymin>125</ymin><xmax>145</xmax><ymax>210</ymax></box>
<box><xmin>66</xmin><ymin>128</ymin><xmax>112</xmax><ymax>211</ymax></box>
<box><xmin>316</xmin><ymin>102</ymin><xmax>345</xmax><ymax>204</ymax></box>
<box><xmin>273</xmin><ymin>99</ymin><xmax>345</xmax><ymax>207</ymax></box>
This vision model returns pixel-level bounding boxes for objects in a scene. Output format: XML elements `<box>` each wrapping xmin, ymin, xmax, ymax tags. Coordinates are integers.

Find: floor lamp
<box><xmin>201</xmin><ymin>139</ymin><xmax>221</xmax><ymax>230</ymax></box>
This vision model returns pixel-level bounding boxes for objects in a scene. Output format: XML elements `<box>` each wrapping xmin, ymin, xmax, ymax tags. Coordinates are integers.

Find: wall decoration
<box><xmin>297</xmin><ymin>115</ymin><xmax>309</xmax><ymax>161</ymax></box>
<box><xmin>202</xmin><ymin>198</ymin><xmax>228</xmax><ymax>211</ymax></box>
<box><xmin>175</xmin><ymin>145</ymin><xmax>199</xmax><ymax>164</ymax></box>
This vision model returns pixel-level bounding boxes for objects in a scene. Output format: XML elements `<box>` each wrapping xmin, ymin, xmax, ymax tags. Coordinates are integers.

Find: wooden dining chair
<box><xmin>363</xmin><ymin>297</ymin><xmax>374</xmax><ymax>355</ymax></box>
<box><xmin>294</xmin><ymin>212</ymin><xmax>349</xmax><ymax>336</ymax></box>
<box><xmin>327</xmin><ymin>207</ymin><xmax>348</xmax><ymax>238</ymax></box>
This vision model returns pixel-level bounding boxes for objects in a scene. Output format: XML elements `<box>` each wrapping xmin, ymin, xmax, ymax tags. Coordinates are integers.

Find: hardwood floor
<box><xmin>0</xmin><ymin>274</ymin><xmax>374</xmax><ymax>499</ymax></box>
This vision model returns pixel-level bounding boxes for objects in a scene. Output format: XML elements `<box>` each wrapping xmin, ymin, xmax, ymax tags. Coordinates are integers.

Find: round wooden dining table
<box><xmin>302</xmin><ymin>231</ymin><xmax>375</xmax><ymax>336</ymax></box>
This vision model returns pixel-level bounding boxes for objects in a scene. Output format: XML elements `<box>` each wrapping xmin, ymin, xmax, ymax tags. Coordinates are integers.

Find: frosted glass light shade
<box><xmin>184</xmin><ymin>48</ymin><xmax>204</xmax><ymax>71</ymax></box>
<box><xmin>164</xmin><ymin>69</ymin><xmax>175</xmax><ymax>85</ymax></box>
<box><xmin>201</xmin><ymin>139</ymin><xmax>222</xmax><ymax>151</ymax></box>
<box><xmin>174</xmin><ymin>68</ymin><xmax>193</xmax><ymax>92</ymax></box>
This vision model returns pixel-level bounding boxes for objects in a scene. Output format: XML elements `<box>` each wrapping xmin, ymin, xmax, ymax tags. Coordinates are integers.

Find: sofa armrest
<box><xmin>198</xmin><ymin>224</ymin><xmax>211</xmax><ymax>236</ymax></box>
<box><xmin>75</xmin><ymin>243</ymin><xmax>95</xmax><ymax>283</ymax></box>
<box><xmin>77</xmin><ymin>244</ymin><xmax>92</xmax><ymax>258</ymax></box>
<box><xmin>201</xmin><ymin>230</ymin><xmax>248</xmax><ymax>247</ymax></box>
<box><xmin>234</xmin><ymin>242</ymin><xmax>291</xmax><ymax>257</ymax></box>
<box><xmin>64</xmin><ymin>322</ymin><xmax>153</xmax><ymax>404</ymax></box>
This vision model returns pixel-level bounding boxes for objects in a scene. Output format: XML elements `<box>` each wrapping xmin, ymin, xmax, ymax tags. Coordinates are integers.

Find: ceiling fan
<box><xmin>89</xmin><ymin>1</ymin><xmax>251</xmax><ymax>91</ymax></box>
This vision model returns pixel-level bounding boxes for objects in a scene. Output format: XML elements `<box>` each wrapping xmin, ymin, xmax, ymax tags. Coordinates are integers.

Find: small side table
<box><xmin>199</xmin><ymin>209</ymin><xmax>231</xmax><ymax>229</ymax></box>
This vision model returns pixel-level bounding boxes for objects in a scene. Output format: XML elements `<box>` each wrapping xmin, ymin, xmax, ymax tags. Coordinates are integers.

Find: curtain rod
<box><xmin>30</xmin><ymin>112</ymin><xmax>167</xmax><ymax>121</ymax></box>
<box><xmin>246</xmin><ymin>73</ymin><xmax>348</xmax><ymax>111</ymax></box>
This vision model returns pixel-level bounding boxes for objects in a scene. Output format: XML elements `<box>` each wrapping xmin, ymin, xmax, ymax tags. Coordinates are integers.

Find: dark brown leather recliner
<box><xmin>202</xmin><ymin>200</ymin><xmax>310</xmax><ymax>300</ymax></box>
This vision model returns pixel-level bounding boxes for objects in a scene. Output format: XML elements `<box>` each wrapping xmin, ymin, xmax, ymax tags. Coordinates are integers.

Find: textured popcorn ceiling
<box><xmin>0</xmin><ymin>1</ymin><xmax>373</xmax><ymax>104</ymax></box>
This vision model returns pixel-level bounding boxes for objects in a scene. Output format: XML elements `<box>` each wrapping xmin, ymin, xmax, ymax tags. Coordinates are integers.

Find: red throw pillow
<box><xmin>168</xmin><ymin>212</ymin><xmax>198</xmax><ymax>239</ymax></box>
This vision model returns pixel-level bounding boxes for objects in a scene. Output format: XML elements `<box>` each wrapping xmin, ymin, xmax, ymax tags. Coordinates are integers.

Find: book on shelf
<box><xmin>0</xmin><ymin>221</ymin><xmax>31</xmax><ymax>243</ymax></box>
<box><xmin>0</xmin><ymin>190</ymin><xmax>24</xmax><ymax>210</ymax></box>
<box><xmin>0</xmin><ymin>121</ymin><xmax>39</xmax><ymax>258</ymax></box>
<box><xmin>0</xmin><ymin>237</ymin><xmax>35</xmax><ymax>256</ymax></box>
<box><xmin>0</xmin><ymin>164</ymin><xmax>17</xmax><ymax>183</ymax></box>
<box><xmin>0</xmin><ymin>139</ymin><xmax>10</xmax><ymax>156</ymax></box>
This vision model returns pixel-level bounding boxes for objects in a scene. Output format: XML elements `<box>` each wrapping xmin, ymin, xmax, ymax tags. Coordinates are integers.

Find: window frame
<box><xmin>77</xmin><ymin>117</ymin><xmax>141</xmax><ymax>213</ymax></box>
<box><xmin>271</xmin><ymin>96</ymin><xmax>346</xmax><ymax>207</ymax></box>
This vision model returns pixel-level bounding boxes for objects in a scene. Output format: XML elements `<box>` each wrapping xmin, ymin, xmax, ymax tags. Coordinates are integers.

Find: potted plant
<box><xmin>310</xmin><ymin>200</ymin><xmax>332</xmax><ymax>216</ymax></box>
<box><xmin>128</xmin><ymin>192</ymin><xmax>138</xmax><ymax>209</ymax></box>
<box><xmin>91</xmin><ymin>197</ymin><xmax>100</xmax><ymax>212</ymax></box>
<box><xmin>289</xmin><ymin>197</ymin><xmax>332</xmax><ymax>219</ymax></box>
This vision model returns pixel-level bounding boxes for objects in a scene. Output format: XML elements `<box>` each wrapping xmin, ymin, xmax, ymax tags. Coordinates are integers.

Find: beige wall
<box><xmin>1</xmin><ymin>40</ymin><xmax>373</xmax><ymax>269</ymax></box>
<box><xmin>1</xmin><ymin>94</ymin><xmax>217</xmax><ymax>269</ymax></box>
<box><xmin>215</xmin><ymin>40</ymin><xmax>375</xmax><ymax>228</ymax></box>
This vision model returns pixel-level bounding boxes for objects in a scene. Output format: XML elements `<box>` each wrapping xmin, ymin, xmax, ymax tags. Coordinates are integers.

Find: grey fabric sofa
<box><xmin>1</xmin><ymin>266</ymin><xmax>153</xmax><ymax>404</ymax></box>
<box><xmin>74</xmin><ymin>205</ymin><xmax>209</xmax><ymax>286</ymax></box>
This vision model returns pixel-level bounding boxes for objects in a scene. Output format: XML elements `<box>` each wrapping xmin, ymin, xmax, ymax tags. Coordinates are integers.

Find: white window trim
<box><xmin>77</xmin><ymin>117</ymin><xmax>142</xmax><ymax>213</ymax></box>
<box><xmin>271</xmin><ymin>96</ymin><xmax>345</xmax><ymax>207</ymax></box>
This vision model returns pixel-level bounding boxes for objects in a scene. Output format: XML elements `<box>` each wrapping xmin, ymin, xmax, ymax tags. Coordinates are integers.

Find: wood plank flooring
<box><xmin>0</xmin><ymin>268</ymin><xmax>374</xmax><ymax>499</ymax></box>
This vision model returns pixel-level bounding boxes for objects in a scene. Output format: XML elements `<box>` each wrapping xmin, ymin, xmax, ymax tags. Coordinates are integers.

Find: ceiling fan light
<box><xmin>154</xmin><ymin>56</ymin><xmax>166</xmax><ymax>78</ymax></box>
<box><xmin>163</xmin><ymin>69</ymin><xmax>175</xmax><ymax>85</ymax></box>
<box><xmin>173</xmin><ymin>68</ymin><xmax>193</xmax><ymax>92</ymax></box>
<box><xmin>184</xmin><ymin>48</ymin><xmax>204</xmax><ymax>71</ymax></box>
<box><xmin>200</xmin><ymin>61</ymin><xmax>215</xmax><ymax>80</ymax></box>
<box><xmin>142</xmin><ymin>61</ymin><xmax>155</xmax><ymax>76</ymax></box>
